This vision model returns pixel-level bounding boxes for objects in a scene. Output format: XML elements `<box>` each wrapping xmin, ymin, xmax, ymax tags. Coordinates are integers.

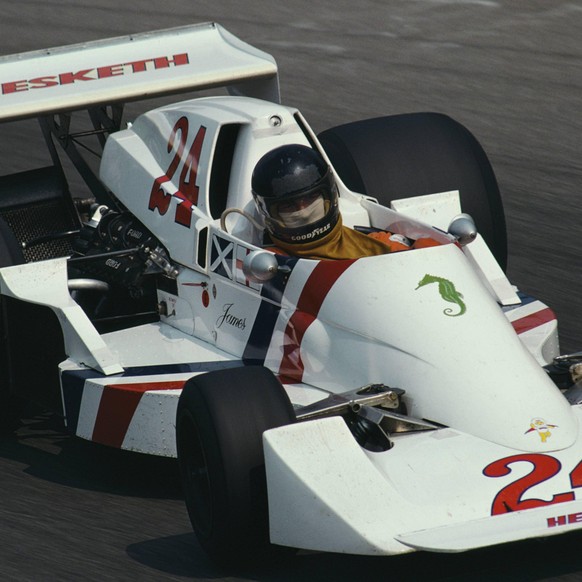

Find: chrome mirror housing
<box><xmin>448</xmin><ymin>213</ymin><xmax>477</xmax><ymax>246</ymax></box>
<box><xmin>242</xmin><ymin>250</ymin><xmax>280</xmax><ymax>282</ymax></box>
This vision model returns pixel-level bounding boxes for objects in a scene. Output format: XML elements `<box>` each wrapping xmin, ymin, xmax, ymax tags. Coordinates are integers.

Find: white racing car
<box><xmin>1</xmin><ymin>22</ymin><xmax>581</xmax><ymax>565</ymax></box>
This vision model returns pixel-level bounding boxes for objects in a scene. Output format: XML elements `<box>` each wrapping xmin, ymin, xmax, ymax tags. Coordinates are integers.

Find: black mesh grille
<box><xmin>0</xmin><ymin>200</ymin><xmax>78</xmax><ymax>262</ymax></box>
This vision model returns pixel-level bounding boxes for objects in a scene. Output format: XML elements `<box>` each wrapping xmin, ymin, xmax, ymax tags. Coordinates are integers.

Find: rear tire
<box><xmin>176</xmin><ymin>366</ymin><xmax>295</xmax><ymax>566</ymax></box>
<box><xmin>318</xmin><ymin>112</ymin><xmax>508</xmax><ymax>269</ymax></box>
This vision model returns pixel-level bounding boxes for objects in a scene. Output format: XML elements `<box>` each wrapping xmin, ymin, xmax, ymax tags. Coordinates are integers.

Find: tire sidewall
<box><xmin>176</xmin><ymin>366</ymin><xmax>295</xmax><ymax>564</ymax></box>
<box><xmin>318</xmin><ymin>112</ymin><xmax>508</xmax><ymax>269</ymax></box>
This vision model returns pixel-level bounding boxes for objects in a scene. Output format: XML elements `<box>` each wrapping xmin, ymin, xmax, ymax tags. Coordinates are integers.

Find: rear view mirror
<box><xmin>448</xmin><ymin>213</ymin><xmax>477</xmax><ymax>246</ymax></box>
<box><xmin>242</xmin><ymin>250</ymin><xmax>280</xmax><ymax>282</ymax></box>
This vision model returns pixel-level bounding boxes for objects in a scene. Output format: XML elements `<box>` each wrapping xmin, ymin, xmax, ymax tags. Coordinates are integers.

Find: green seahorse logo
<box><xmin>415</xmin><ymin>274</ymin><xmax>466</xmax><ymax>317</ymax></box>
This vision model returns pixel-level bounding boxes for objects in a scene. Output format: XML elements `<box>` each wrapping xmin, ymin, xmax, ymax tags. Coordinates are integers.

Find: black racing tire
<box><xmin>176</xmin><ymin>365</ymin><xmax>296</xmax><ymax>566</ymax></box>
<box><xmin>0</xmin><ymin>216</ymin><xmax>25</xmax><ymax>433</ymax></box>
<box><xmin>318</xmin><ymin>112</ymin><xmax>508</xmax><ymax>270</ymax></box>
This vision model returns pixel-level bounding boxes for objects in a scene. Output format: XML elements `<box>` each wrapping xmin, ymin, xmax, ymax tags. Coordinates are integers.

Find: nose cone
<box><xmin>295</xmin><ymin>245</ymin><xmax>578</xmax><ymax>452</ymax></box>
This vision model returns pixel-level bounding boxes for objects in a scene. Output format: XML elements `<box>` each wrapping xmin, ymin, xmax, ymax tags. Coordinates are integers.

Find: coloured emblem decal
<box><xmin>209</xmin><ymin>234</ymin><xmax>261</xmax><ymax>291</ymax></box>
<box><xmin>415</xmin><ymin>274</ymin><xmax>466</xmax><ymax>317</ymax></box>
<box><xmin>525</xmin><ymin>417</ymin><xmax>558</xmax><ymax>443</ymax></box>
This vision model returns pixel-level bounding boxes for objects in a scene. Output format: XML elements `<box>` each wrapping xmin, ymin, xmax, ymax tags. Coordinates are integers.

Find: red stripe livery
<box><xmin>279</xmin><ymin>260</ymin><xmax>355</xmax><ymax>382</ymax></box>
<box><xmin>92</xmin><ymin>380</ymin><xmax>185</xmax><ymax>448</ymax></box>
<box><xmin>511</xmin><ymin>307</ymin><xmax>556</xmax><ymax>335</ymax></box>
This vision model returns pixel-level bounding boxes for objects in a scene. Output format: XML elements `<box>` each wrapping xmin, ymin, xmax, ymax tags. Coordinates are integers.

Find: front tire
<box><xmin>318</xmin><ymin>112</ymin><xmax>508</xmax><ymax>269</ymax></box>
<box><xmin>176</xmin><ymin>366</ymin><xmax>295</xmax><ymax>566</ymax></box>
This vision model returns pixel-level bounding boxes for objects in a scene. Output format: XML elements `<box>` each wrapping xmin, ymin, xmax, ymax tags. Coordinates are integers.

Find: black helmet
<box><xmin>251</xmin><ymin>144</ymin><xmax>339</xmax><ymax>244</ymax></box>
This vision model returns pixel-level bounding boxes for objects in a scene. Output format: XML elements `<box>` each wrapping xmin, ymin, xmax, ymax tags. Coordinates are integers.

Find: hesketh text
<box><xmin>1</xmin><ymin>53</ymin><xmax>190</xmax><ymax>95</ymax></box>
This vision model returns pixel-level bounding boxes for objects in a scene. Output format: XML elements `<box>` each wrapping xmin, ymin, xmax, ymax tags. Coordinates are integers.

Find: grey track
<box><xmin>1</xmin><ymin>2</ymin><xmax>582</xmax><ymax>580</ymax></box>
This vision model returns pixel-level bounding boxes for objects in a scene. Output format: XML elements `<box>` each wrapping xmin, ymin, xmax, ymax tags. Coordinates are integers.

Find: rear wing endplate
<box><xmin>0</xmin><ymin>22</ymin><xmax>280</xmax><ymax>122</ymax></box>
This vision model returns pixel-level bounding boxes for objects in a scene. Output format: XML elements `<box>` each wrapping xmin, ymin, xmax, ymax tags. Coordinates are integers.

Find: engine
<box><xmin>71</xmin><ymin>206</ymin><xmax>177</xmax><ymax>297</ymax></box>
<box><xmin>68</xmin><ymin>207</ymin><xmax>179</xmax><ymax>332</ymax></box>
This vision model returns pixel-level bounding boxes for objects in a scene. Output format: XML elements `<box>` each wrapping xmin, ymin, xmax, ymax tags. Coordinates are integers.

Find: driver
<box><xmin>251</xmin><ymin>144</ymin><xmax>416</xmax><ymax>260</ymax></box>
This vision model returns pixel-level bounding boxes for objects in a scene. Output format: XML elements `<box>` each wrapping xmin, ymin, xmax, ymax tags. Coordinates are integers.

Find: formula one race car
<box><xmin>2</xmin><ymin>22</ymin><xmax>582</xmax><ymax>565</ymax></box>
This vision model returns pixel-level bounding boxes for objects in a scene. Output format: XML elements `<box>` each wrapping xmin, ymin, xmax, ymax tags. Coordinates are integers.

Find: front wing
<box><xmin>264</xmin><ymin>412</ymin><xmax>582</xmax><ymax>555</ymax></box>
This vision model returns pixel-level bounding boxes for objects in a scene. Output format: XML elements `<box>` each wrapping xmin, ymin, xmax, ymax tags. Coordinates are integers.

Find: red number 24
<box><xmin>484</xmin><ymin>454</ymin><xmax>582</xmax><ymax>515</ymax></box>
<box><xmin>148</xmin><ymin>116</ymin><xmax>206</xmax><ymax>228</ymax></box>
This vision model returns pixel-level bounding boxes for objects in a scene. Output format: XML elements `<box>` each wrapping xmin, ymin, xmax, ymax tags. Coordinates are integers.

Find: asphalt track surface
<box><xmin>1</xmin><ymin>1</ymin><xmax>582</xmax><ymax>580</ymax></box>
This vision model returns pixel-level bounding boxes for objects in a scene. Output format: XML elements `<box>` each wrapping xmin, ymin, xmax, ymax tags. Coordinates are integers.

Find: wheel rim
<box><xmin>178</xmin><ymin>413</ymin><xmax>213</xmax><ymax>538</ymax></box>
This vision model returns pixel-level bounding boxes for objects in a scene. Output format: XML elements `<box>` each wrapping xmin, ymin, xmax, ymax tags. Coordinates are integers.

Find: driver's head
<box><xmin>251</xmin><ymin>144</ymin><xmax>339</xmax><ymax>244</ymax></box>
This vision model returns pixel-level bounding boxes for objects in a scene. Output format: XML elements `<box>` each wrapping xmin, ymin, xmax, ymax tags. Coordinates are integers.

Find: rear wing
<box><xmin>0</xmin><ymin>22</ymin><xmax>280</xmax><ymax>122</ymax></box>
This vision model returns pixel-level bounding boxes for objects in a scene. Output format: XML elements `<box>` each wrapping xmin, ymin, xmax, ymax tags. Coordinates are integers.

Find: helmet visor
<box><xmin>272</xmin><ymin>191</ymin><xmax>326</xmax><ymax>227</ymax></box>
